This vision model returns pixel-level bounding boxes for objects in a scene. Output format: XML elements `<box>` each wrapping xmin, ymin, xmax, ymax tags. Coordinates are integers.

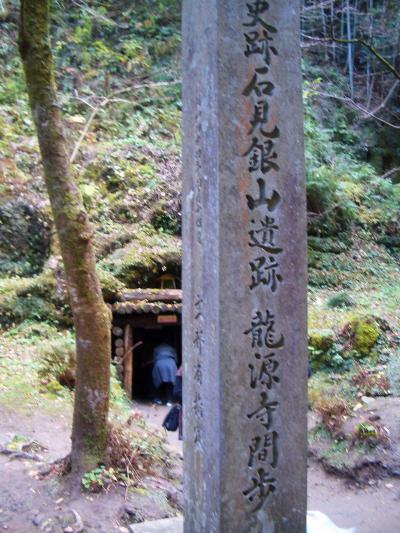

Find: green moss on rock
<box><xmin>351</xmin><ymin>318</ymin><xmax>380</xmax><ymax>356</ymax></box>
<box><xmin>309</xmin><ymin>329</ymin><xmax>335</xmax><ymax>352</ymax></box>
<box><xmin>100</xmin><ymin>225</ymin><xmax>181</xmax><ymax>288</ymax></box>
<box><xmin>0</xmin><ymin>271</ymin><xmax>70</xmax><ymax>328</ymax></box>
<box><xmin>97</xmin><ymin>268</ymin><xmax>125</xmax><ymax>303</ymax></box>
<box><xmin>309</xmin><ymin>329</ymin><xmax>335</xmax><ymax>369</ymax></box>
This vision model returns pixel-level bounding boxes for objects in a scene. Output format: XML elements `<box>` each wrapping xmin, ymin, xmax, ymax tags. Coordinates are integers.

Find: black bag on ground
<box><xmin>162</xmin><ymin>405</ymin><xmax>181</xmax><ymax>432</ymax></box>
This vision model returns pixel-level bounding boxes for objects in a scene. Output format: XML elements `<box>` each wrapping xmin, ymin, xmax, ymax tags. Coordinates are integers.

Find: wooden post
<box><xmin>123</xmin><ymin>324</ymin><xmax>133</xmax><ymax>398</ymax></box>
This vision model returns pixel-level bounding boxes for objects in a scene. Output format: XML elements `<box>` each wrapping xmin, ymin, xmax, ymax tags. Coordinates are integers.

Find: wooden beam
<box><xmin>120</xmin><ymin>289</ymin><xmax>182</xmax><ymax>302</ymax></box>
<box><xmin>123</xmin><ymin>324</ymin><xmax>133</xmax><ymax>399</ymax></box>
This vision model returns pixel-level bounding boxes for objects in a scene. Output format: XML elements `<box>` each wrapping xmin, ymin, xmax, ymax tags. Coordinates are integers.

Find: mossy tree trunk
<box><xmin>18</xmin><ymin>0</ymin><xmax>111</xmax><ymax>473</ymax></box>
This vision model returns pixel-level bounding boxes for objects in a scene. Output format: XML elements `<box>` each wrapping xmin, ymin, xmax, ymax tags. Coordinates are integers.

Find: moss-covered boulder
<box><xmin>309</xmin><ymin>329</ymin><xmax>335</xmax><ymax>352</ymax></box>
<box><xmin>0</xmin><ymin>271</ymin><xmax>71</xmax><ymax>329</ymax></box>
<box><xmin>309</xmin><ymin>329</ymin><xmax>335</xmax><ymax>368</ymax></box>
<box><xmin>341</xmin><ymin>316</ymin><xmax>381</xmax><ymax>358</ymax></box>
<box><xmin>352</xmin><ymin>318</ymin><xmax>380</xmax><ymax>356</ymax></box>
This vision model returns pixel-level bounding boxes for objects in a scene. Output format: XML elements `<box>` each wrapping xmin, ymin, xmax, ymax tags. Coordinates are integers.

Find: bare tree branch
<box><xmin>315</xmin><ymin>90</ymin><xmax>400</xmax><ymax>129</ymax></box>
<box><xmin>329</xmin><ymin>36</ymin><xmax>400</xmax><ymax>81</ymax></box>
<box><xmin>301</xmin><ymin>34</ymin><xmax>400</xmax><ymax>80</ymax></box>
<box><xmin>368</xmin><ymin>80</ymin><xmax>400</xmax><ymax>117</ymax></box>
<box><xmin>379</xmin><ymin>167</ymin><xmax>400</xmax><ymax>180</ymax></box>
<box><xmin>70</xmin><ymin>80</ymin><xmax>180</xmax><ymax>163</ymax></box>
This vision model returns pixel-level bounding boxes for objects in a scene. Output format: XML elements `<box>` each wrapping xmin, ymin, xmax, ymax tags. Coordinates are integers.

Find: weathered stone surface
<box><xmin>129</xmin><ymin>517</ymin><xmax>183</xmax><ymax>533</ymax></box>
<box><xmin>182</xmin><ymin>1</ymin><xmax>307</xmax><ymax>532</ymax></box>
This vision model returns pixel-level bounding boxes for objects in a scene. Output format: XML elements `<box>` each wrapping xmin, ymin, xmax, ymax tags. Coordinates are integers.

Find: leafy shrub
<box><xmin>0</xmin><ymin>201</ymin><xmax>52</xmax><ymax>277</ymax></box>
<box><xmin>327</xmin><ymin>291</ymin><xmax>355</xmax><ymax>309</ymax></box>
<box><xmin>0</xmin><ymin>272</ymin><xmax>69</xmax><ymax>329</ymax></box>
<box><xmin>37</xmin><ymin>334</ymin><xmax>76</xmax><ymax>389</ymax></box>
<box><xmin>82</xmin><ymin>466</ymin><xmax>118</xmax><ymax>493</ymax></box>
<box><xmin>303</xmin><ymin>85</ymin><xmax>400</xmax><ymax>239</ymax></box>
<box><xmin>151</xmin><ymin>205</ymin><xmax>181</xmax><ymax>235</ymax></box>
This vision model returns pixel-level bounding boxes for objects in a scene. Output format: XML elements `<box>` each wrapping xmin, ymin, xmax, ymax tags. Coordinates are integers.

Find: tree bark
<box><xmin>18</xmin><ymin>0</ymin><xmax>111</xmax><ymax>473</ymax></box>
<box><xmin>346</xmin><ymin>0</ymin><xmax>354</xmax><ymax>98</ymax></box>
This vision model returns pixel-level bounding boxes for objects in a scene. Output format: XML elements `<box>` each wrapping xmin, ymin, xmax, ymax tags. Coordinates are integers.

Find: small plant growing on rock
<box><xmin>82</xmin><ymin>466</ymin><xmax>118</xmax><ymax>493</ymax></box>
<box><xmin>353</xmin><ymin>421</ymin><xmax>390</xmax><ymax>448</ymax></box>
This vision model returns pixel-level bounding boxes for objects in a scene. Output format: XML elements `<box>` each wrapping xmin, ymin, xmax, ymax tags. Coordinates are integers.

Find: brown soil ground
<box><xmin>0</xmin><ymin>403</ymin><xmax>182</xmax><ymax>533</ymax></box>
<box><xmin>1</xmin><ymin>401</ymin><xmax>400</xmax><ymax>532</ymax></box>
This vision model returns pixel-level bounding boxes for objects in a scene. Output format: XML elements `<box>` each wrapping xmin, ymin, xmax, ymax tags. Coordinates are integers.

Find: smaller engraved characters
<box><xmin>192</xmin><ymin>296</ymin><xmax>205</xmax><ymax>446</ymax></box>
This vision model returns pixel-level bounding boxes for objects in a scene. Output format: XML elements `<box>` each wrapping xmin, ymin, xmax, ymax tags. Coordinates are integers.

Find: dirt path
<box><xmin>0</xmin><ymin>406</ymin><xmax>128</xmax><ymax>533</ymax></box>
<box><xmin>133</xmin><ymin>401</ymin><xmax>182</xmax><ymax>455</ymax></box>
<box><xmin>0</xmin><ymin>403</ymin><xmax>182</xmax><ymax>533</ymax></box>
<box><xmin>136</xmin><ymin>402</ymin><xmax>400</xmax><ymax>533</ymax></box>
<box><xmin>135</xmin><ymin>402</ymin><xmax>400</xmax><ymax>533</ymax></box>
<box><xmin>1</xmin><ymin>401</ymin><xmax>400</xmax><ymax>532</ymax></box>
<box><xmin>308</xmin><ymin>461</ymin><xmax>400</xmax><ymax>532</ymax></box>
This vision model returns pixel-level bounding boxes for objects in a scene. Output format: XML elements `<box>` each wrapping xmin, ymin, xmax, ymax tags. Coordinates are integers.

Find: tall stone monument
<box><xmin>182</xmin><ymin>1</ymin><xmax>307</xmax><ymax>531</ymax></box>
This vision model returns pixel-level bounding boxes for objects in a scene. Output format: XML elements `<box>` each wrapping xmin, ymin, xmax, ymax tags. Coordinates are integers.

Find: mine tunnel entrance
<box><xmin>131</xmin><ymin>324</ymin><xmax>182</xmax><ymax>401</ymax></box>
<box><xmin>111</xmin><ymin>288</ymin><xmax>182</xmax><ymax>402</ymax></box>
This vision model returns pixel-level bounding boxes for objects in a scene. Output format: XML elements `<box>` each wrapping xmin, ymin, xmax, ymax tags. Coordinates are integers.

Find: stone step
<box><xmin>129</xmin><ymin>516</ymin><xmax>183</xmax><ymax>533</ymax></box>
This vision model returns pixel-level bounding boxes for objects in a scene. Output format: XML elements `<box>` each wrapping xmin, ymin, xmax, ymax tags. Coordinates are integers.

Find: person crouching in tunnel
<box><xmin>152</xmin><ymin>343</ymin><xmax>177</xmax><ymax>406</ymax></box>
